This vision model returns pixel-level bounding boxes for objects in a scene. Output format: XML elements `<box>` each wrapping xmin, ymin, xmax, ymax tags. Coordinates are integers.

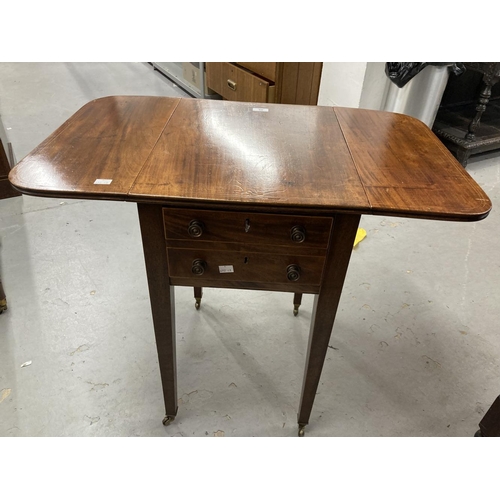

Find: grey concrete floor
<box><xmin>0</xmin><ymin>63</ymin><xmax>499</xmax><ymax>437</ymax></box>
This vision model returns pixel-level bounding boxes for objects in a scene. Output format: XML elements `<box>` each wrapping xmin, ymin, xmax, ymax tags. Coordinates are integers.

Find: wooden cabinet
<box><xmin>206</xmin><ymin>62</ymin><xmax>322</xmax><ymax>105</ymax></box>
<box><xmin>206</xmin><ymin>63</ymin><xmax>273</xmax><ymax>103</ymax></box>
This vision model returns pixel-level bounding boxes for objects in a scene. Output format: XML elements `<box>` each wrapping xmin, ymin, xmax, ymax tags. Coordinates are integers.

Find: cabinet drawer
<box><xmin>206</xmin><ymin>62</ymin><xmax>274</xmax><ymax>103</ymax></box>
<box><xmin>163</xmin><ymin>208</ymin><xmax>333</xmax><ymax>249</ymax></box>
<box><xmin>236</xmin><ymin>62</ymin><xmax>277</xmax><ymax>82</ymax></box>
<box><xmin>167</xmin><ymin>248</ymin><xmax>325</xmax><ymax>286</ymax></box>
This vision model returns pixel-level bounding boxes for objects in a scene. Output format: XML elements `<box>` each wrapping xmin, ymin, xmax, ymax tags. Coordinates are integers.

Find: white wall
<box><xmin>318</xmin><ymin>62</ymin><xmax>389</xmax><ymax>110</ymax></box>
<box><xmin>359</xmin><ymin>62</ymin><xmax>389</xmax><ymax>110</ymax></box>
<box><xmin>317</xmin><ymin>62</ymin><xmax>367</xmax><ymax>107</ymax></box>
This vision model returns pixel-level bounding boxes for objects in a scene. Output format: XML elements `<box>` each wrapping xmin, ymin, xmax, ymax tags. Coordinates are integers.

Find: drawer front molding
<box><xmin>167</xmin><ymin>248</ymin><xmax>326</xmax><ymax>286</ymax></box>
<box><xmin>164</xmin><ymin>208</ymin><xmax>333</xmax><ymax>250</ymax></box>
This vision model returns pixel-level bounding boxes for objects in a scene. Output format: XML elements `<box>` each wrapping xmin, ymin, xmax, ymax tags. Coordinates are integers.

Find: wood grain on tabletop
<box><xmin>334</xmin><ymin>107</ymin><xmax>492</xmax><ymax>221</ymax></box>
<box><xmin>8</xmin><ymin>96</ymin><xmax>492</xmax><ymax>222</ymax></box>
<box><xmin>129</xmin><ymin>98</ymin><xmax>370</xmax><ymax>211</ymax></box>
<box><xmin>8</xmin><ymin>96</ymin><xmax>180</xmax><ymax>198</ymax></box>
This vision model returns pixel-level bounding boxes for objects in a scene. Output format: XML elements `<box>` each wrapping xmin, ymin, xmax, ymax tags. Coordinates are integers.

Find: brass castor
<box><xmin>298</xmin><ymin>424</ymin><xmax>306</xmax><ymax>437</ymax></box>
<box><xmin>0</xmin><ymin>299</ymin><xmax>7</xmax><ymax>314</ymax></box>
<box><xmin>292</xmin><ymin>293</ymin><xmax>302</xmax><ymax>317</ymax></box>
<box><xmin>195</xmin><ymin>299</ymin><xmax>201</xmax><ymax>310</ymax></box>
<box><xmin>474</xmin><ymin>429</ymin><xmax>483</xmax><ymax>437</ymax></box>
<box><xmin>162</xmin><ymin>415</ymin><xmax>175</xmax><ymax>426</ymax></box>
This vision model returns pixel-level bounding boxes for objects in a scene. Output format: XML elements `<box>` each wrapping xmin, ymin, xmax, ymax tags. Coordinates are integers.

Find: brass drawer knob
<box><xmin>227</xmin><ymin>79</ymin><xmax>237</xmax><ymax>91</ymax></box>
<box><xmin>290</xmin><ymin>225</ymin><xmax>306</xmax><ymax>243</ymax></box>
<box><xmin>192</xmin><ymin>259</ymin><xmax>207</xmax><ymax>275</ymax></box>
<box><xmin>286</xmin><ymin>264</ymin><xmax>301</xmax><ymax>282</ymax></box>
<box><xmin>188</xmin><ymin>220</ymin><xmax>204</xmax><ymax>238</ymax></box>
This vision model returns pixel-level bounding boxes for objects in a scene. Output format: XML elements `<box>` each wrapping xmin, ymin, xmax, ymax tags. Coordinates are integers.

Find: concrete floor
<box><xmin>0</xmin><ymin>63</ymin><xmax>499</xmax><ymax>437</ymax></box>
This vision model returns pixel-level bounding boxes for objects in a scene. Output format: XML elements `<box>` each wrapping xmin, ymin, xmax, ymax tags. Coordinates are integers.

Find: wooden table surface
<box><xmin>9</xmin><ymin>96</ymin><xmax>491</xmax><ymax>221</ymax></box>
<box><xmin>7</xmin><ymin>96</ymin><xmax>493</xmax><ymax>436</ymax></box>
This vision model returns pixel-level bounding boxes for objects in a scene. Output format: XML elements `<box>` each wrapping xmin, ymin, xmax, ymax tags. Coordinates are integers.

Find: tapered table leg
<box><xmin>137</xmin><ymin>203</ymin><xmax>178</xmax><ymax>424</ymax></box>
<box><xmin>297</xmin><ymin>214</ymin><xmax>360</xmax><ymax>435</ymax></box>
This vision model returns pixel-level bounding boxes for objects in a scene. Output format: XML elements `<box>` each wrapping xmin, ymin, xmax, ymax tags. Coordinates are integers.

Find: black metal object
<box><xmin>433</xmin><ymin>62</ymin><xmax>500</xmax><ymax>166</ymax></box>
<box><xmin>385</xmin><ymin>62</ymin><xmax>464</xmax><ymax>88</ymax></box>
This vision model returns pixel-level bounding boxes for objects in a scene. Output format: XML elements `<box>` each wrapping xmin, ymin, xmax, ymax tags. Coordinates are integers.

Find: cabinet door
<box><xmin>206</xmin><ymin>63</ymin><xmax>272</xmax><ymax>103</ymax></box>
<box><xmin>279</xmin><ymin>63</ymin><xmax>323</xmax><ymax>105</ymax></box>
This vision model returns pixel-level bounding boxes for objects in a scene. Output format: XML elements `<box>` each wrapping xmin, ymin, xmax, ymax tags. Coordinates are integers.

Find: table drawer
<box><xmin>206</xmin><ymin>62</ymin><xmax>274</xmax><ymax>103</ymax></box>
<box><xmin>163</xmin><ymin>208</ymin><xmax>333</xmax><ymax>249</ymax></box>
<box><xmin>167</xmin><ymin>248</ymin><xmax>325</xmax><ymax>286</ymax></box>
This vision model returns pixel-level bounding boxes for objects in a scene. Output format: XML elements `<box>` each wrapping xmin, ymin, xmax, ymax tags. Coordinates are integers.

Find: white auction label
<box><xmin>219</xmin><ymin>265</ymin><xmax>234</xmax><ymax>273</ymax></box>
<box><xmin>252</xmin><ymin>107</ymin><xmax>269</xmax><ymax>112</ymax></box>
<box><xmin>94</xmin><ymin>179</ymin><xmax>113</xmax><ymax>185</ymax></box>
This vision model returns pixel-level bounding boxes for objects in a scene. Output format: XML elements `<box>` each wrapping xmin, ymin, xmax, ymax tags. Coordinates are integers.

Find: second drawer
<box><xmin>167</xmin><ymin>248</ymin><xmax>325</xmax><ymax>286</ymax></box>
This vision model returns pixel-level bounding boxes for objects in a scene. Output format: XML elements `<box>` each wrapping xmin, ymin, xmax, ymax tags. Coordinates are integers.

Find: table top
<box><xmin>9</xmin><ymin>96</ymin><xmax>491</xmax><ymax>221</ymax></box>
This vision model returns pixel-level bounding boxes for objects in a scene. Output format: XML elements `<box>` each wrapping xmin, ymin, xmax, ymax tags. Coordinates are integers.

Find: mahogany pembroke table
<box><xmin>9</xmin><ymin>97</ymin><xmax>492</xmax><ymax>436</ymax></box>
